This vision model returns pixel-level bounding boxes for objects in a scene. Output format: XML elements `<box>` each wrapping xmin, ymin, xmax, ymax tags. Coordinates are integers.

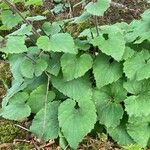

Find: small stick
<box><xmin>2</xmin><ymin>0</ymin><xmax>40</xmax><ymax>36</ymax></box>
<box><xmin>14</xmin><ymin>124</ymin><xmax>30</xmax><ymax>132</ymax></box>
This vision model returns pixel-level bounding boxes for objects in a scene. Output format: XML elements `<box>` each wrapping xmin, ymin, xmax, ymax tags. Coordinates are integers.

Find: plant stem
<box><xmin>2</xmin><ymin>0</ymin><xmax>40</xmax><ymax>36</ymax></box>
<box><xmin>41</xmin><ymin>72</ymin><xmax>50</xmax><ymax>137</ymax></box>
<box><xmin>95</xmin><ymin>16</ymin><xmax>99</xmax><ymax>36</ymax></box>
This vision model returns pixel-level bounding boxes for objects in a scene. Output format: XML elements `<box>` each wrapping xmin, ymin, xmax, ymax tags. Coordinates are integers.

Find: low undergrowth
<box><xmin>0</xmin><ymin>0</ymin><xmax>150</xmax><ymax>149</ymax></box>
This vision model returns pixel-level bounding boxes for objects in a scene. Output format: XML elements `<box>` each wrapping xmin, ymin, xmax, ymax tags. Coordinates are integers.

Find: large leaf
<box><xmin>51</xmin><ymin>75</ymin><xmax>92</xmax><ymax>102</ymax></box>
<box><xmin>93</xmin><ymin>54</ymin><xmax>122</xmax><ymax>88</ymax></box>
<box><xmin>37</xmin><ymin>33</ymin><xmax>77</xmax><ymax>54</ymax></box>
<box><xmin>125</xmin><ymin>93</ymin><xmax>150</xmax><ymax>117</ymax></box>
<box><xmin>30</xmin><ymin>102</ymin><xmax>60</xmax><ymax>141</ymax></box>
<box><xmin>61</xmin><ymin>53</ymin><xmax>93</xmax><ymax>81</ymax></box>
<box><xmin>58</xmin><ymin>99</ymin><xmax>96</xmax><ymax>149</ymax></box>
<box><xmin>85</xmin><ymin>0</ymin><xmax>110</xmax><ymax>16</ymax></box>
<box><xmin>92</xmin><ymin>25</ymin><xmax>126</xmax><ymax>61</ymax></box>
<box><xmin>127</xmin><ymin>122</ymin><xmax>150</xmax><ymax>147</ymax></box>
<box><xmin>123</xmin><ymin>50</ymin><xmax>150</xmax><ymax>80</ymax></box>
<box><xmin>92</xmin><ymin>88</ymin><xmax>124</xmax><ymax>128</ymax></box>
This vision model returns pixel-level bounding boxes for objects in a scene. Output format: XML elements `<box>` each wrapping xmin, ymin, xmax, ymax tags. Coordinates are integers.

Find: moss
<box><xmin>0</xmin><ymin>61</ymin><xmax>11</xmax><ymax>101</ymax></box>
<box><xmin>65</xmin><ymin>21</ymin><xmax>92</xmax><ymax>37</ymax></box>
<box><xmin>0</xmin><ymin>119</ymin><xmax>26</xmax><ymax>144</ymax></box>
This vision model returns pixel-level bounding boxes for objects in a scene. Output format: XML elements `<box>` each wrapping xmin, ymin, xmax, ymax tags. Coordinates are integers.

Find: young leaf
<box><xmin>34</xmin><ymin>58</ymin><xmax>48</xmax><ymax>77</ymax></box>
<box><xmin>46</xmin><ymin>53</ymin><xmax>61</xmax><ymax>76</ymax></box>
<box><xmin>20</xmin><ymin>59</ymin><xmax>35</xmax><ymax>78</ymax></box>
<box><xmin>42</xmin><ymin>22</ymin><xmax>61</xmax><ymax>36</ymax></box>
<box><xmin>1</xmin><ymin>10</ymin><xmax>22</xmax><ymax>28</ymax></box>
<box><xmin>28</xmin><ymin>85</ymin><xmax>56</xmax><ymax>113</ymax></box>
<box><xmin>61</xmin><ymin>53</ymin><xmax>93</xmax><ymax>81</ymax></box>
<box><xmin>93</xmin><ymin>54</ymin><xmax>122</xmax><ymax>88</ymax></box>
<box><xmin>51</xmin><ymin>75</ymin><xmax>92</xmax><ymax>102</ymax></box>
<box><xmin>58</xmin><ymin>99</ymin><xmax>96</xmax><ymax>149</ymax></box>
<box><xmin>85</xmin><ymin>0</ymin><xmax>110</xmax><ymax>16</ymax></box>
<box><xmin>30</xmin><ymin>101</ymin><xmax>60</xmax><ymax>141</ymax></box>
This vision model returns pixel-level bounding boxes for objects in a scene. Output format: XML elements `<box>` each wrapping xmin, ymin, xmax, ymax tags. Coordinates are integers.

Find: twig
<box><xmin>39</xmin><ymin>140</ymin><xmax>55</xmax><ymax>148</ymax></box>
<box><xmin>94</xmin><ymin>16</ymin><xmax>99</xmax><ymax>36</ymax></box>
<box><xmin>41</xmin><ymin>72</ymin><xmax>50</xmax><ymax>137</ymax></box>
<box><xmin>14</xmin><ymin>124</ymin><xmax>30</xmax><ymax>132</ymax></box>
<box><xmin>23</xmin><ymin>53</ymin><xmax>37</xmax><ymax>64</ymax></box>
<box><xmin>2</xmin><ymin>0</ymin><xmax>40</xmax><ymax>36</ymax></box>
<box><xmin>0</xmin><ymin>143</ymin><xmax>13</xmax><ymax>149</ymax></box>
<box><xmin>110</xmin><ymin>2</ymin><xmax>140</xmax><ymax>12</ymax></box>
<box><xmin>13</xmin><ymin>139</ymin><xmax>30</xmax><ymax>144</ymax></box>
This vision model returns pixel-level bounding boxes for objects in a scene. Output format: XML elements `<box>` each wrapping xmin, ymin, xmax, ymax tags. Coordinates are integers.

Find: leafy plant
<box><xmin>0</xmin><ymin>0</ymin><xmax>150</xmax><ymax>149</ymax></box>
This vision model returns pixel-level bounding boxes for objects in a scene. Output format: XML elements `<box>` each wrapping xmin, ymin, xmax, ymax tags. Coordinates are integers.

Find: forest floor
<box><xmin>0</xmin><ymin>0</ymin><xmax>150</xmax><ymax>149</ymax></box>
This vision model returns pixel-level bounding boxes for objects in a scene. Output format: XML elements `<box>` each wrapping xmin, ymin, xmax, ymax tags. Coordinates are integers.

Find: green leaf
<box><xmin>28</xmin><ymin>85</ymin><xmax>56</xmax><ymax>113</ymax></box>
<box><xmin>51</xmin><ymin>75</ymin><xmax>92</xmax><ymax>102</ymax></box>
<box><xmin>123</xmin><ymin>50</ymin><xmax>150</xmax><ymax>80</ymax></box>
<box><xmin>10</xmin><ymin>24</ymin><xmax>32</xmax><ymax>36</ymax></box>
<box><xmin>127</xmin><ymin>123</ymin><xmax>150</xmax><ymax>147</ymax></box>
<box><xmin>36</xmin><ymin>36</ymin><xmax>50</xmax><ymax>50</ymax></box>
<box><xmin>92</xmin><ymin>25</ymin><xmax>126</xmax><ymax>61</ymax></box>
<box><xmin>9</xmin><ymin>54</ymin><xmax>24</xmax><ymax>81</ymax></box>
<box><xmin>37</xmin><ymin>33</ymin><xmax>77</xmax><ymax>54</ymax></box>
<box><xmin>9</xmin><ymin>92</ymin><xmax>29</xmax><ymax>104</ymax></box>
<box><xmin>34</xmin><ymin>58</ymin><xmax>48</xmax><ymax>77</ymax></box>
<box><xmin>122</xmin><ymin>47</ymin><xmax>135</xmax><ymax>60</ymax></box>
<box><xmin>61</xmin><ymin>53</ymin><xmax>93</xmax><ymax>81</ymax></box>
<box><xmin>125</xmin><ymin>93</ymin><xmax>150</xmax><ymax>117</ymax></box>
<box><xmin>58</xmin><ymin>99</ymin><xmax>96</xmax><ymax>149</ymax></box>
<box><xmin>30</xmin><ymin>101</ymin><xmax>60</xmax><ymax>141</ymax></box>
<box><xmin>25</xmin><ymin>0</ymin><xmax>42</xmax><ymax>6</ymax></box>
<box><xmin>46</xmin><ymin>53</ymin><xmax>61</xmax><ymax>76</ymax></box>
<box><xmin>42</xmin><ymin>22</ymin><xmax>61</xmax><ymax>36</ymax></box>
<box><xmin>85</xmin><ymin>0</ymin><xmax>110</xmax><ymax>16</ymax></box>
<box><xmin>93</xmin><ymin>89</ymin><xmax>124</xmax><ymax>128</ymax></box>
<box><xmin>20</xmin><ymin>59</ymin><xmax>35</xmax><ymax>78</ymax></box>
<box><xmin>93</xmin><ymin>54</ymin><xmax>122</xmax><ymax>88</ymax></box>
<box><xmin>1</xmin><ymin>10</ymin><xmax>22</xmax><ymax>28</ymax></box>
<box><xmin>5</xmin><ymin>36</ymin><xmax>28</xmax><ymax>53</ymax></box>
<box><xmin>123</xmin><ymin>79</ymin><xmax>150</xmax><ymax>95</ymax></box>
<box><xmin>108</xmin><ymin>123</ymin><xmax>134</xmax><ymax>146</ymax></box>
<box><xmin>49</xmin><ymin>33</ymin><xmax>77</xmax><ymax>54</ymax></box>
<box><xmin>1</xmin><ymin>104</ymin><xmax>31</xmax><ymax>121</ymax></box>
<box><xmin>2</xmin><ymin>80</ymin><xmax>28</xmax><ymax>107</ymax></box>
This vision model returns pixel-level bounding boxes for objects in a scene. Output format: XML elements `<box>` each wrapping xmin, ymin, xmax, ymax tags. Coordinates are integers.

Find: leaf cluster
<box><xmin>0</xmin><ymin>0</ymin><xmax>150</xmax><ymax>149</ymax></box>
